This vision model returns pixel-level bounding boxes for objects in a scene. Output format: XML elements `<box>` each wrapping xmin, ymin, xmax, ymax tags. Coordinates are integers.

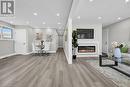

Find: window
<box><xmin>0</xmin><ymin>26</ymin><xmax>13</xmax><ymax>39</ymax></box>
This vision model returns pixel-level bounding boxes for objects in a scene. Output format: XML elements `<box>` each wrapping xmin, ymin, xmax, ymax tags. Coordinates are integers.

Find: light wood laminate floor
<box><xmin>0</xmin><ymin>49</ymin><xmax>118</xmax><ymax>87</ymax></box>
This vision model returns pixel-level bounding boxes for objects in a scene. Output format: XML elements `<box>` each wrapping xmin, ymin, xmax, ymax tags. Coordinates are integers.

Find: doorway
<box><xmin>58</xmin><ymin>35</ymin><xmax>63</xmax><ymax>48</ymax></box>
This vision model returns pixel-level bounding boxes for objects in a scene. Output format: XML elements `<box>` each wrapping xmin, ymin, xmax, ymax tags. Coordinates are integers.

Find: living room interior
<box><xmin>0</xmin><ymin>0</ymin><xmax>130</xmax><ymax>87</ymax></box>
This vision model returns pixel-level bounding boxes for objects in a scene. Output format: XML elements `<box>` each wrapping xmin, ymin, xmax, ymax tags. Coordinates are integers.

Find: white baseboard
<box><xmin>48</xmin><ymin>51</ymin><xmax>56</xmax><ymax>53</ymax></box>
<box><xmin>30</xmin><ymin>51</ymin><xmax>56</xmax><ymax>54</ymax></box>
<box><xmin>0</xmin><ymin>51</ymin><xmax>57</xmax><ymax>59</ymax></box>
<box><xmin>77</xmin><ymin>54</ymin><xmax>99</xmax><ymax>57</ymax></box>
<box><xmin>22</xmin><ymin>52</ymin><xmax>33</xmax><ymax>55</ymax></box>
<box><xmin>0</xmin><ymin>53</ymin><xmax>17</xmax><ymax>59</ymax></box>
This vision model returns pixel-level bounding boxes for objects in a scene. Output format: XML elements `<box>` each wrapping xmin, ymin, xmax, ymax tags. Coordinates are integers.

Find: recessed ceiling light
<box><xmin>125</xmin><ymin>0</ymin><xmax>129</xmax><ymax>3</ymax></box>
<box><xmin>89</xmin><ymin>0</ymin><xmax>94</xmax><ymax>2</ymax></box>
<box><xmin>77</xmin><ymin>16</ymin><xmax>80</xmax><ymax>19</ymax></box>
<box><xmin>118</xmin><ymin>17</ymin><xmax>121</xmax><ymax>20</ymax></box>
<box><xmin>98</xmin><ymin>17</ymin><xmax>102</xmax><ymax>19</ymax></box>
<box><xmin>42</xmin><ymin>22</ymin><xmax>46</xmax><ymax>24</ymax></box>
<box><xmin>33</xmin><ymin>12</ymin><xmax>38</xmax><ymax>16</ymax></box>
<box><xmin>58</xmin><ymin>22</ymin><xmax>61</xmax><ymax>25</ymax></box>
<box><xmin>56</xmin><ymin>13</ymin><xmax>60</xmax><ymax>16</ymax></box>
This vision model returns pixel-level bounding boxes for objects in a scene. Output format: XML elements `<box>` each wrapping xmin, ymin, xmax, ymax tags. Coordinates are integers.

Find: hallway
<box><xmin>0</xmin><ymin>49</ymin><xmax>117</xmax><ymax>87</ymax></box>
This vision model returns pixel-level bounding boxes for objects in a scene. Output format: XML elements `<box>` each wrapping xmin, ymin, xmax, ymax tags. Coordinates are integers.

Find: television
<box><xmin>77</xmin><ymin>29</ymin><xmax>94</xmax><ymax>39</ymax></box>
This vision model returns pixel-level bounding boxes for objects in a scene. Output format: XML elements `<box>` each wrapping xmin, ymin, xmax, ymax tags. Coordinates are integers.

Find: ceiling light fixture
<box><xmin>42</xmin><ymin>22</ymin><xmax>46</xmax><ymax>24</ymax></box>
<box><xmin>125</xmin><ymin>0</ymin><xmax>129</xmax><ymax>3</ymax></box>
<box><xmin>33</xmin><ymin>12</ymin><xmax>38</xmax><ymax>16</ymax></box>
<box><xmin>77</xmin><ymin>16</ymin><xmax>81</xmax><ymax>19</ymax></box>
<box><xmin>118</xmin><ymin>17</ymin><xmax>121</xmax><ymax>20</ymax></box>
<box><xmin>98</xmin><ymin>17</ymin><xmax>102</xmax><ymax>19</ymax></box>
<box><xmin>56</xmin><ymin>13</ymin><xmax>60</xmax><ymax>16</ymax></box>
<box><xmin>58</xmin><ymin>22</ymin><xmax>61</xmax><ymax>25</ymax></box>
<box><xmin>89</xmin><ymin>0</ymin><xmax>94</xmax><ymax>2</ymax></box>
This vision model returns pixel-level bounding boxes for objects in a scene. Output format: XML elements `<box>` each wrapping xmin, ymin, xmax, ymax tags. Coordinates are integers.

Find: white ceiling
<box><xmin>0</xmin><ymin>0</ymin><xmax>130</xmax><ymax>35</ymax></box>
<box><xmin>72</xmin><ymin>0</ymin><xmax>130</xmax><ymax>27</ymax></box>
<box><xmin>0</xmin><ymin>0</ymin><xmax>73</xmax><ymax>31</ymax></box>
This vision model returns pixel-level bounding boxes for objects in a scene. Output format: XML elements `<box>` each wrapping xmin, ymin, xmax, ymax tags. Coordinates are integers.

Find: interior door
<box><xmin>14</xmin><ymin>29</ymin><xmax>27</xmax><ymax>54</ymax></box>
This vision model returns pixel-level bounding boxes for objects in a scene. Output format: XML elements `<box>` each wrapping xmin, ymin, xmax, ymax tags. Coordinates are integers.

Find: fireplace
<box><xmin>77</xmin><ymin>42</ymin><xmax>99</xmax><ymax>57</ymax></box>
<box><xmin>78</xmin><ymin>46</ymin><xmax>96</xmax><ymax>53</ymax></box>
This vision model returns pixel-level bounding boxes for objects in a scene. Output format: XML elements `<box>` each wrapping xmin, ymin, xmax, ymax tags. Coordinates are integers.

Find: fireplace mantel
<box><xmin>75</xmin><ymin>24</ymin><xmax>102</xmax><ymax>57</ymax></box>
<box><xmin>77</xmin><ymin>42</ymin><xmax>99</xmax><ymax>57</ymax></box>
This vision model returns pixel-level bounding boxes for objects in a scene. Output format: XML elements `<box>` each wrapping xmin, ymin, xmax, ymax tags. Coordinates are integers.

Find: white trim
<box><xmin>24</xmin><ymin>51</ymin><xmax>57</xmax><ymax>55</ymax></box>
<box><xmin>0</xmin><ymin>53</ymin><xmax>17</xmax><ymax>59</ymax></box>
<box><xmin>0</xmin><ymin>51</ymin><xmax>57</xmax><ymax>59</ymax></box>
<box><xmin>22</xmin><ymin>52</ymin><xmax>32</xmax><ymax>55</ymax></box>
<box><xmin>48</xmin><ymin>51</ymin><xmax>56</xmax><ymax>53</ymax></box>
<box><xmin>31</xmin><ymin>51</ymin><xmax>56</xmax><ymax>54</ymax></box>
<box><xmin>0</xmin><ymin>39</ymin><xmax>14</xmax><ymax>41</ymax></box>
<box><xmin>30</xmin><ymin>51</ymin><xmax>56</xmax><ymax>54</ymax></box>
<box><xmin>77</xmin><ymin>54</ymin><xmax>99</xmax><ymax>57</ymax></box>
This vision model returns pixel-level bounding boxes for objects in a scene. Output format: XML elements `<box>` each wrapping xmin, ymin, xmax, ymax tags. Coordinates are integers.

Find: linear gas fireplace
<box><xmin>78</xmin><ymin>46</ymin><xmax>96</xmax><ymax>53</ymax></box>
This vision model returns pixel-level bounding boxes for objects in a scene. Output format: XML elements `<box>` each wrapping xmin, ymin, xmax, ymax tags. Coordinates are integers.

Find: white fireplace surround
<box><xmin>77</xmin><ymin>41</ymin><xmax>99</xmax><ymax>57</ymax></box>
<box><xmin>74</xmin><ymin>24</ymin><xmax>102</xmax><ymax>58</ymax></box>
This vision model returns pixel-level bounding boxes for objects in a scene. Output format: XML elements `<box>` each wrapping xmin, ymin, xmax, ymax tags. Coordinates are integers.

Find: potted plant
<box><xmin>112</xmin><ymin>41</ymin><xmax>123</xmax><ymax>62</ymax></box>
<box><xmin>120</xmin><ymin>43</ymin><xmax>128</xmax><ymax>53</ymax></box>
<box><xmin>72</xmin><ymin>30</ymin><xmax>78</xmax><ymax>59</ymax></box>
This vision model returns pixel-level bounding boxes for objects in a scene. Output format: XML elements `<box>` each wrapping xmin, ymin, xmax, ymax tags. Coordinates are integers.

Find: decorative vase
<box><xmin>73</xmin><ymin>55</ymin><xmax>76</xmax><ymax>59</ymax></box>
<box><xmin>114</xmin><ymin>48</ymin><xmax>122</xmax><ymax>62</ymax></box>
<box><xmin>72</xmin><ymin>47</ymin><xmax>77</xmax><ymax>59</ymax></box>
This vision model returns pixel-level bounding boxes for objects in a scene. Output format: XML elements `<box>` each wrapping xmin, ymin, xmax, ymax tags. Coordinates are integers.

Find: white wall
<box><xmin>103</xmin><ymin>18</ymin><xmax>130</xmax><ymax>53</ymax></box>
<box><xmin>63</xmin><ymin>19</ymin><xmax>72</xmax><ymax>64</ymax></box>
<box><xmin>27</xmin><ymin>27</ymin><xmax>34</xmax><ymax>52</ymax></box>
<box><xmin>0</xmin><ymin>21</ymin><xmax>15</xmax><ymax>58</ymax></box>
<box><xmin>102</xmin><ymin>28</ymin><xmax>109</xmax><ymax>53</ymax></box>
<box><xmin>73</xmin><ymin>24</ymin><xmax>102</xmax><ymax>55</ymax></box>
<box><xmin>33</xmin><ymin>28</ymin><xmax>58</xmax><ymax>53</ymax></box>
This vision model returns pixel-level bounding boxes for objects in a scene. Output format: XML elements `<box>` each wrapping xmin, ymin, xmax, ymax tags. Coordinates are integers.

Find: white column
<box><xmin>67</xmin><ymin>18</ymin><xmax>72</xmax><ymax>64</ymax></box>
